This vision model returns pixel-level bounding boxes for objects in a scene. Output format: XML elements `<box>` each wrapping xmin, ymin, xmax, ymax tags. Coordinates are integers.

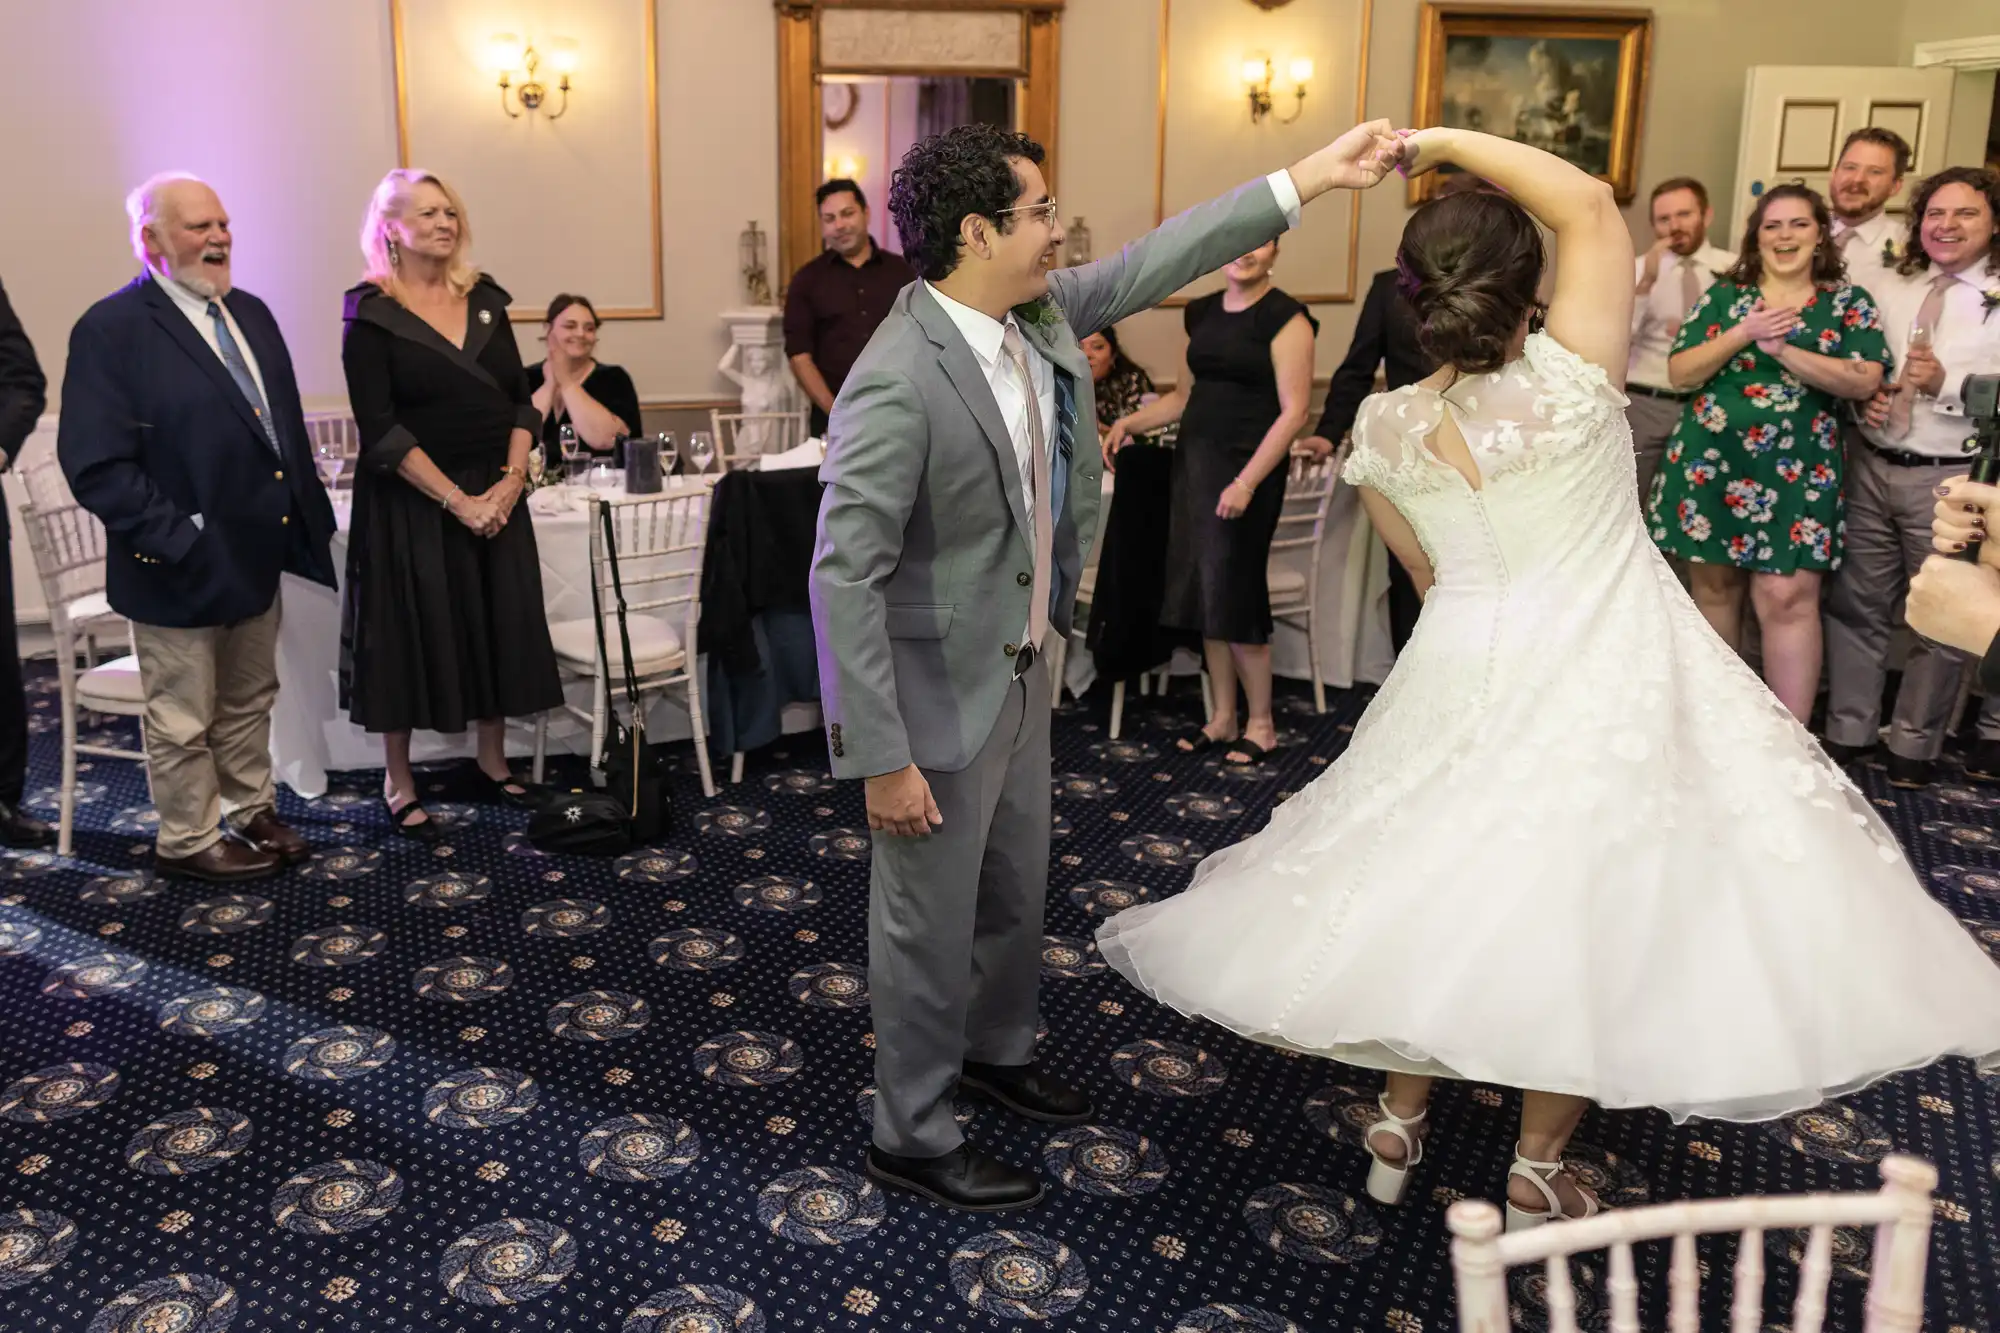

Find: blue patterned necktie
<box><xmin>206</xmin><ymin>301</ymin><xmax>281</xmax><ymax>454</ymax></box>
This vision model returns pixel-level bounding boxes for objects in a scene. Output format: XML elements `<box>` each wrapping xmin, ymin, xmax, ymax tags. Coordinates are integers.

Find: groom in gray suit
<box><xmin>811</xmin><ymin>120</ymin><xmax>1405</xmax><ymax>1210</ymax></box>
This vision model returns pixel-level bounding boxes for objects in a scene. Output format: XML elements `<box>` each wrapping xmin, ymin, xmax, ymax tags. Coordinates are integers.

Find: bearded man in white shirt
<box><xmin>1824</xmin><ymin>166</ymin><xmax>2000</xmax><ymax>788</ymax></box>
<box><xmin>1627</xmin><ymin>176</ymin><xmax>1735</xmax><ymax>509</ymax></box>
<box><xmin>1827</xmin><ymin>127</ymin><xmax>1913</xmax><ymax>298</ymax></box>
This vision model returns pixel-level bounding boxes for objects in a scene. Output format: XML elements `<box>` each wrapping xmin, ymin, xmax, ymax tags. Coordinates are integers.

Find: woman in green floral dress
<box><xmin>1646</xmin><ymin>184</ymin><xmax>1891</xmax><ymax>722</ymax></box>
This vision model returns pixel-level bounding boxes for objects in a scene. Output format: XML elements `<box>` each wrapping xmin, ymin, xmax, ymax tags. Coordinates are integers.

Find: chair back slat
<box><xmin>1448</xmin><ymin>1156</ymin><xmax>1937</xmax><ymax>1333</ymax></box>
<box><xmin>709</xmin><ymin>410</ymin><xmax>807</xmax><ymax>469</ymax></box>
<box><xmin>585</xmin><ymin>493</ymin><xmax>710</xmax><ymax>671</ymax></box>
<box><xmin>1606</xmin><ymin>1240</ymin><xmax>1640</xmax><ymax>1333</ymax></box>
<box><xmin>1666</xmin><ymin>1231</ymin><xmax>1699</xmax><ymax>1333</ymax></box>
<box><xmin>21</xmin><ymin>503</ymin><xmax>111</xmax><ymax>632</ymax></box>
<box><xmin>1791</xmin><ymin>1224</ymin><xmax>1835</xmax><ymax>1333</ymax></box>
<box><xmin>1728</xmin><ymin>1226</ymin><xmax>1765</xmax><ymax>1333</ymax></box>
<box><xmin>1542</xmin><ymin>1253</ymin><xmax>1580</xmax><ymax>1333</ymax></box>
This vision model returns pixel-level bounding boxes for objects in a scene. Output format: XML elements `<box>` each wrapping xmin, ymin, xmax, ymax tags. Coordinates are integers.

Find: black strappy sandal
<box><xmin>1225</xmin><ymin>739</ymin><xmax>1280</xmax><ymax>765</ymax></box>
<box><xmin>384</xmin><ymin>793</ymin><xmax>442</xmax><ymax>842</ymax></box>
<box><xmin>467</xmin><ymin>764</ymin><xmax>545</xmax><ymax>810</ymax></box>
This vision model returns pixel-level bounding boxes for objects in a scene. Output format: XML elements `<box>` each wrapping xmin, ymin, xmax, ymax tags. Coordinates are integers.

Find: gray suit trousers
<box><xmin>869</xmin><ymin>654</ymin><xmax>1052</xmax><ymax>1157</ymax></box>
<box><xmin>1825</xmin><ymin>433</ymin><xmax>1999</xmax><ymax>757</ymax></box>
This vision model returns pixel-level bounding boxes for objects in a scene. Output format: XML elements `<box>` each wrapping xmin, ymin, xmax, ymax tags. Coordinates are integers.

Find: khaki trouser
<box><xmin>131</xmin><ymin>599</ymin><xmax>282</xmax><ymax>859</ymax></box>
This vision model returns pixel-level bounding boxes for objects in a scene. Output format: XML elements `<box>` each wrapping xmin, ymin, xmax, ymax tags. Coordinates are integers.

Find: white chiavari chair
<box><xmin>1448</xmin><ymin>1154</ymin><xmax>1935</xmax><ymax>1333</ymax></box>
<box><xmin>1267</xmin><ymin>447</ymin><xmax>1342</xmax><ymax>715</ymax></box>
<box><xmin>535</xmin><ymin>490</ymin><xmax>717</xmax><ymax>799</ymax></box>
<box><xmin>19</xmin><ymin>503</ymin><xmax>150</xmax><ymax>855</ymax></box>
<box><xmin>709</xmin><ymin>410</ymin><xmax>808</xmax><ymax>470</ymax></box>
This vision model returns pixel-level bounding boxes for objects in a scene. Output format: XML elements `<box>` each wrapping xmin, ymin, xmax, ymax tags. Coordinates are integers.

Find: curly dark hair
<box><xmin>1395</xmin><ymin>190</ymin><xmax>1546</xmax><ymax>375</ymax></box>
<box><xmin>1085</xmin><ymin>323</ymin><xmax>1142</xmax><ymax>382</ymax></box>
<box><xmin>1896</xmin><ymin>166</ymin><xmax>2000</xmax><ymax>278</ymax></box>
<box><xmin>887</xmin><ymin>123</ymin><xmax>1046</xmax><ymax>282</ymax></box>
<box><xmin>1725</xmin><ymin>184</ymin><xmax>1845</xmax><ymax>288</ymax></box>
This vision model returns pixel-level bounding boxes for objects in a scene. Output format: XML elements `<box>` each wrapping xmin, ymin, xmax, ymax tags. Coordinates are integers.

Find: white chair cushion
<box><xmin>1267</xmin><ymin>565</ymin><xmax>1307</xmax><ymax>598</ymax></box>
<box><xmin>67</xmin><ymin>592</ymin><xmax>113</xmax><ymax>622</ymax></box>
<box><xmin>547</xmin><ymin>614</ymin><xmax>685</xmax><ymax>676</ymax></box>
<box><xmin>78</xmin><ymin>654</ymin><xmax>145</xmax><ymax>709</ymax></box>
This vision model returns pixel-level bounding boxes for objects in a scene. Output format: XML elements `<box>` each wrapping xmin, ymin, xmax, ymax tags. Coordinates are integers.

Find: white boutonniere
<box><xmin>1983</xmin><ymin>290</ymin><xmax>2000</xmax><ymax>324</ymax></box>
<box><xmin>1880</xmin><ymin>237</ymin><xmax>1902</xmax><ymax>269</ymax></box>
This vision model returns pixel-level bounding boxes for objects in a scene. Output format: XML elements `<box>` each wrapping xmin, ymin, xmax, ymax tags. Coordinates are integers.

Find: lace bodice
<box><xmin>1342</xmin><ymin>333</ymin><xmax>1640</xmax><ymax>590</ymax></box>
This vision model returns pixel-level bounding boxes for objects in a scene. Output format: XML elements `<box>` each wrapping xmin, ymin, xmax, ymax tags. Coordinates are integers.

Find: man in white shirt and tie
<box><xmin>1827</xmin><ymin>127</ymin><xmax>1912</xmax><ymax>299</ymax></box>
<box><xmin>1825</xmin><ymin>166</ymin><xmax>2000</xmax><ymax>788</ymax></box>
<box><xmin>1627</xmin><ymin>177</ymin><xmax>1735</xmax><ymax>508</ymax></box>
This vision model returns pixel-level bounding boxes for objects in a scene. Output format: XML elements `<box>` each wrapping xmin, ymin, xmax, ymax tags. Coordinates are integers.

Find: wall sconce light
<box><xmin>823</xmin><ymin>152</ymin><xmax>866</xmax><ymax>181</ymax></box>
<box><xmin>491</xmin><ymin>33</ymin><xmax>576</xmax><ymax>120</ymax></box>
<box><xmin>1065</xmin><ymin>216</ymin><xmax>1092</xmax><ymax>268</ymax></box>
<box><xmin>1243</xmin><ymin>54</ymin><xmax>1312</xmax><ymax>125</ymax></box>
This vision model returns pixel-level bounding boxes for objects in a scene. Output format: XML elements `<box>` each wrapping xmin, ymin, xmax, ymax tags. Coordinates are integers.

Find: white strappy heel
<box><xmin>1363</xmin><ymin>1092</ymin><xmax>1427</xmax><ymax>1205</ymax></box>
<box><xmin>1505</xmin><ymin>1145</ymin><xmax>1602</xmax><ymax>1233</ymax></box>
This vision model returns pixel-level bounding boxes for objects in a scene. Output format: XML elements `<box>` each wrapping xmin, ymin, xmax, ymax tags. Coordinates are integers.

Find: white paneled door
<box><xmin>1729</xmin><ymin>66</ymin><xmax>1959</xmax><ymax>238</ymax></box>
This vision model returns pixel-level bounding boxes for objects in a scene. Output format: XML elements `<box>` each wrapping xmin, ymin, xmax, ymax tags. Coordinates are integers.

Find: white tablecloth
<box><xmin>268</xmin><ymin>479</ymin><xmax>823</xmax><ymax>799</ymax></box>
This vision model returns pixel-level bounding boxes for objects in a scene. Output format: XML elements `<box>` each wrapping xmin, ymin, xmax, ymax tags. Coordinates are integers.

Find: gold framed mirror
<box><xmin>774</xmin><ymin>0</ymin><xmax>1065</xmax><ymax>292</ymax></box>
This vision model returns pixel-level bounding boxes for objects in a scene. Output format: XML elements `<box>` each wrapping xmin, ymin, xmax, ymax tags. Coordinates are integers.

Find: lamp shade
<box><xmin>1288</xmin><ymin>57</ymin><xmax>1314</xmax><ymax>86</ymax></box>
<box><xmin>488</xmin><ymin>32</ymin><xmax>523</xmax><ymax>75</ymax></box>
<box><xmin>549</xmin><ymin>38</ymin><xmax>580</xmax><ymax>75</ymax></box>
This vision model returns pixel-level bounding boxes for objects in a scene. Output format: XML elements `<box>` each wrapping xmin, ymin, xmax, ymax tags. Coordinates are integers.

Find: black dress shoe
<box><xmin>865</xmin><ymin>1143</ymin><xmax>1044</xmax><ymax>1212</ymax></box>
<box><xmin>0</xmin><ymin>800</ymin><xmax>55</xmax><ymax>849</ymax></box>
<box><xmin>1885</xmin><ymin>753</ymin><xmax>1934</xmax><ymax>790</ymax></box>
<box><xmin>1963</xmin><ymin>739</ymin><xmax>2000</xmax><ymax>785</ymax></box>
<box><xmin>960</xmin><ymin>1060</ymin><xmax>1093</xmax><ymax>1124</ymax></box>
<box><xmin>1819</xmin><ymin>738</ymin><xmax>1874</xmax><ymax>767</ymax></box>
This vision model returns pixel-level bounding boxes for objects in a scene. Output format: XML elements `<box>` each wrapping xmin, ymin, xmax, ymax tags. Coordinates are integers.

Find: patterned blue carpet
<box><xmin>1</xmin><ymin>665</ymin><xmax>1996</xmax><ymax>1333</ymax></box>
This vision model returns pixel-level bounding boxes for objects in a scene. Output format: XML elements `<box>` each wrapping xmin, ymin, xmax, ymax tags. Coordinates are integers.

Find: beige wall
<box><xmin>1065</xmin><ymin>0</ymin><xmax>1920</xmax><ymax>383</ymax></box>
<box><xmin>9</xmin><ymin>0</ymin><xmax>1989</xmax><ymax>415</ymax></box>
<box><xmin>6</xmin><ymin>0</ymin><xmax>774</xmax><ymax>410</ymax></box>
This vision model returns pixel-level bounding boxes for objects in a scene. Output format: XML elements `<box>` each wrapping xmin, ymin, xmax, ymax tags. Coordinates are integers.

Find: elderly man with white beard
<box><xmin>58</xmin><ymin>172</ymin><xmax>337</xmax><ymax>882</ymax></box>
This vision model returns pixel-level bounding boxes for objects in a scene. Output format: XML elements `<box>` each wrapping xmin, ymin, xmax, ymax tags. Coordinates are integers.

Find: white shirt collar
<box><xmin>924</xmin><ymin>280</ymin><xmax>1017</xmax><ymax>368</ymax></box>
<box><xmin>1834</xmin><ymin>211</ymin><xmax>1894</xmax><ymax>243</ymax></box>
<box><xmin>150</xmin><ymin>267</ymin><xmax>226</xmax><ymax>319</ymax></box>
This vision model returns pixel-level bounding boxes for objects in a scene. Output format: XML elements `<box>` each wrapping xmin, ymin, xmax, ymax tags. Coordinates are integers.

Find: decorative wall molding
<box><xmin>1911</xmin><ymin>35</ymin><xmax>2000</xmax><ymax>71</ymax></box>
<box><xmin>820</xmin><ymin>9</ymin><xmax>1025</xmax><ymax>72</ymax></box>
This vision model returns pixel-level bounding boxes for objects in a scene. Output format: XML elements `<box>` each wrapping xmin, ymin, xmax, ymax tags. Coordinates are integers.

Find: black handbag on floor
<box><xmin>526</xmin><ymin>790</ymin><xmax>633</xmax><ymax>856</ymax></box>
<box><xmin>592</xmin><ymin>497</ymin><xmax>674</xmax><ymax>844</ymax></box>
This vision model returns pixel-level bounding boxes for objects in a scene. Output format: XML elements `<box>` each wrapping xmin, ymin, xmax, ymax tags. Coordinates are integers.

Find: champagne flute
<box><xmin>656</xmin><ymin>431</ymin><xmax>679</xmax><ymax>479</ymax></box>
<box><xmin>313</xmin><ymin>440</ymin><xmax>345</xmax><ymax>490</ymax></box>
<box><xmin>559</xmin><ymin>423</ymin><xmax>583</xmax><ymax>482</ymax></box>
<box><xmin>1908</xmin><ymin>318</ymin><xmax>1935</xmax><ymax>402</ymax></box>
<box><xmin>687</xmin><ymin>430</ymin><xmax>716</xmax><ymax>475</ymax></box>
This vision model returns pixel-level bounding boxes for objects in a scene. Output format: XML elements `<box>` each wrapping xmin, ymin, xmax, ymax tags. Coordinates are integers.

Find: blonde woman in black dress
<box><xmin>340</xmin><ymin>169</ymin><xmax>563</xmax><ymax>837</ymax></box>
<box><xmin>1103</xmin><ymin>240</ymin><xmax>1317</xmax><ymax>759</ymax></box>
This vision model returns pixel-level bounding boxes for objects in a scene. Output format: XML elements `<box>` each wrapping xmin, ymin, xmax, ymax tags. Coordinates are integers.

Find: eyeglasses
<box><xmin>994</xmin><ymin>199</ymin><xmax>1059</xmax><ymax>226</ymax></box>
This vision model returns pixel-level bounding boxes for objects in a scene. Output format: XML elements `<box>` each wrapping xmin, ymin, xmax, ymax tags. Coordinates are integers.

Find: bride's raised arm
<box><xmin>1398</xmin><ymin>129</ymin><xmax>1634</xmax><ymax>385</ymax></box>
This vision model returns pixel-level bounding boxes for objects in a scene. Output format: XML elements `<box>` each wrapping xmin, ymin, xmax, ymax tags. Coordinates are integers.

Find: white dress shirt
<box><xmin>1860</xmin><ymin>264</ymin><xmax>2000</xmax><ymax>460</ymax></box>
<box><xmin>1627</xmin><ymin>241</ymin><xmax>1736</xmax><ymax>390</ymax></box>
<box><xmin>1831</xmin><ymin>211</ymin><xmax>1903</xmax><ymax>305</ymax></box>
<box><xmin>150</xmin><ymin>268</ymin><xmax>269</xmax><ymax>404</ymax></box>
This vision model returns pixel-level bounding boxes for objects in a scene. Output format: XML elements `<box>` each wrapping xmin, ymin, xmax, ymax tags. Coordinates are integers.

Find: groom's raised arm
<box><xmin>1047</xmin><ymin>175</ymin><xmax>1296</xmax><ymax>341</ymax></box>
<box><xmin>1049</xmin><ymin>123</ymin><xmax>1403</xmax><ymax>338</ymax></box>
<box><xmin>809</xmin><ymin>367</ymin><xmax>928</xmax><ymax>781</ymax></box>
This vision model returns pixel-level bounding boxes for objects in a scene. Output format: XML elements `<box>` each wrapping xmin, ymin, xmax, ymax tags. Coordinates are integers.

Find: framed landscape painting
<box><xmin>1411</xmin><ymin>5</ymin><xmax>1653</xmax><ymax>205</ymax></box>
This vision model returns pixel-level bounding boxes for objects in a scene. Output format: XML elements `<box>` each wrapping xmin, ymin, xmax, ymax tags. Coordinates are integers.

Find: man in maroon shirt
<box><xmin>784</xmin><ymin>179</ymin><xmax>917</xmax><ymax>436</ymax></box>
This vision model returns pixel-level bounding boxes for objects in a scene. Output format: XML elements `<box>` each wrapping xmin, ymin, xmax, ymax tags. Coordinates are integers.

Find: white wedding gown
<box><xmin>1097</xmin><ymin>332</ymin><xmax>2000</xmax><ymax>1123</ymax></box>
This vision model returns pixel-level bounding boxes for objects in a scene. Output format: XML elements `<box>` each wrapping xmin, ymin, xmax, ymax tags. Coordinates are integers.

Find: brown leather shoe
<box><xmin>157</xmin><ymin>839</ymin><xmax>281</xmax><ymax>884</ymax></box>
<box><xmin>236</xmin><ymin>811</ymin><xmax>310</xmax><ymax>864</ymax></box>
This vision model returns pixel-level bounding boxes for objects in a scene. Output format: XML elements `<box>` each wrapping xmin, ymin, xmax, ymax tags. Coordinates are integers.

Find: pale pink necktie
<box><xmin>1887</xmin><ymin>273</ymin><xmax>1956</xmax><ymax>441</ymax></box>
<box><xmin>1679</xmin><ymin>257</ymin><xmax>1702</xmax><ymax>318</ymax></box>
<box><xmin>1002</xmin><ymin>324</ymin><xmax>1053</xmax><ymax>652</ymax></box>
<box><xmin>1834</xmin><ymin>227</ymin><xmax>1859</xmax><ymax>253</ymax></box>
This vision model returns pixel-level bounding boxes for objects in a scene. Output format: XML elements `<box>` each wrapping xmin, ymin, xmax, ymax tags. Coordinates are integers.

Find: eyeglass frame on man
<box><xmin>993</xmin><ymin>199</ymin><xmax>1059</xmax><ymax>227</ymax></box>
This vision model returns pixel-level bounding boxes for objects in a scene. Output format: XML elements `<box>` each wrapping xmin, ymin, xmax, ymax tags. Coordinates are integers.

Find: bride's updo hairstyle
<box><xmin>1395</xmin><ymin>188</ymin><xmax>1546</xmax><ymax>375</ymax></box>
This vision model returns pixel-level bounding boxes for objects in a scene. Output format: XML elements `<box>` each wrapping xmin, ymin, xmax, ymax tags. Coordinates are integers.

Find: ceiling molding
<box><xmin>1912</xmin><ymin>35</ymin><xmax>2000</xmax><ymax>71</ymax></box>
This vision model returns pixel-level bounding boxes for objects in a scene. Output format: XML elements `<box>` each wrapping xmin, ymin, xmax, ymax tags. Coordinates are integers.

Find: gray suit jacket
<box><xmin>809</xmin><ymin>176</ymin><xmax>1291</xmax><ymax>778</ymax></box>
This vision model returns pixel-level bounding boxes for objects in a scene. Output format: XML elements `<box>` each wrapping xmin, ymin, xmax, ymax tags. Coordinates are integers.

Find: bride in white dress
<box><xmin>1096</xmin><ymin>126</ymin><xmax>2000</xmax><ymax>1232</ymax></box>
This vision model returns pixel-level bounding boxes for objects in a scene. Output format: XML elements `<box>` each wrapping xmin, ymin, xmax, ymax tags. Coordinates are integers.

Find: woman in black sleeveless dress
<box><xmin>1103</xmin><ymin>240</ymin><xmax>1317</xmax><ymax>759</ymax></box>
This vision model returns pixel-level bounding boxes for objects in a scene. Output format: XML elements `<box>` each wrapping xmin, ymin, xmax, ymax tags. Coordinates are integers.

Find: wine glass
<box><xmin>1908</xmin><ymin>318</ymin><xmax>1935</xmax><ymax>401</ymax></box>
<box><xmin>558</xmin><ymin>423</ymin><xmax>584</xmax><ymax>482</ymax></box>
<box><xmin>313</xmin><ymin>440</ymin><xmax>345</xmax><ymax>491</ymax></box>
<box><xmin>655</xmin><ymin>431</ymin><xmax>679</xmax><ymax>479</ymax></box>
<box><xmin>687</xmin><ymin>430</ymin><xmax>717</xmax><ymax>475</ymax></box>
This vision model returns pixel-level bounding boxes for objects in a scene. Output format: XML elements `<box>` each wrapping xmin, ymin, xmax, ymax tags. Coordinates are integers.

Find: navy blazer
<box><xmin>57</xmin><ymin>275</ymin><xmax>338</xmax><ymax>627</ymax></box>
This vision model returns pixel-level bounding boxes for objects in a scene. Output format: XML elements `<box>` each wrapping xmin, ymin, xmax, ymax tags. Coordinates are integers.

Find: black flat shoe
<box><xmin>385</xmin><ymin>795</ymin><xmax>442</xmax><ymax>842</ymax></box>
<box><xmin>1963</xmin><ymin>739</ymin><xmax>2000</xmax><ymax>785</ymax></box>
<box><xmin>960</xmin><ymin>1061</ymin><xmax>1093</xmax><ymax>1124</ymax></box>
<box><xmin>1819</xmin><ymin>738</ymin><xmax>1875</xmax><ymax>767</ymax></box>
<box><xmin>0</xmin><ymin>800</ymin><xmax>55</xmax><ymax>849</ymax></box>
<box><xmin>1885</xmin><ymin>753</ymin><xmax>1933</xmax><ymax>790</ymax></box>
<box><xmin>467</xmin><ymin>765</ymin><xmax>544</xmax><ymax>809</ymax></box>
<box><xmin>865</xmin><ymin>1143</ymin><xmax>1044</xmax><ymax>1212</ymax></box>
<box><xmin>1225</xmin><ymin>739</ymin><xmax>1280</xmax><ymax>765</ymax></box>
